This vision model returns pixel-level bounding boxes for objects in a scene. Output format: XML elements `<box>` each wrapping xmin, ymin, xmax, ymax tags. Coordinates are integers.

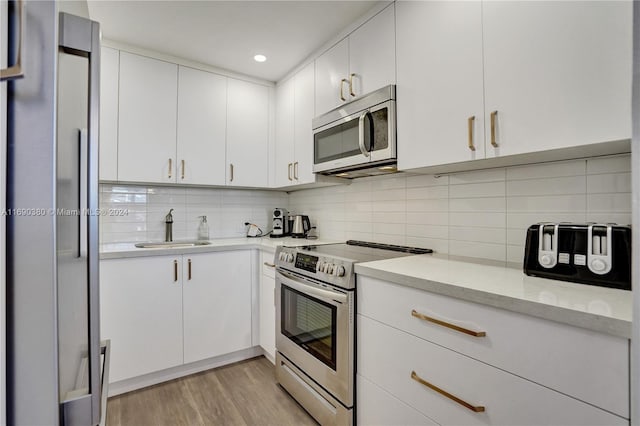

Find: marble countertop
<box><xmin>100</xmin><ymin>237</ymin><xmax>339</xmax><ymax>259</ymax></box>
<box><xmin>355</xmin><ymin>254</ymin><xmax>632</xmax><ymax>338</ymax></box>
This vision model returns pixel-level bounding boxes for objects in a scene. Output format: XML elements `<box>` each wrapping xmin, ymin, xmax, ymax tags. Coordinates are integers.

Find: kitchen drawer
<box><xmin>357</xmin><ymin>374</ymin><xmax>438</xmax><ymax>426</ymax></box>
<box><xmin>358</xmin><ymin>315</ymin><xmax>627</xmax><ymax>426</ymax></box>
<box><xmin>358</xmin><ymin>276</ymin><xmax>629</xmax><ymax>418</ymax></box>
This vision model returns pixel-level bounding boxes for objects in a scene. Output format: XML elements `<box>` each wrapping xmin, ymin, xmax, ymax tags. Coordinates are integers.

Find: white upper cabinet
<box><xmin>177</xmin><ymin>66</ymin><xmax>227</xmax><ymax>185</ymax></box>
<box><xmin>348</xmin><ymin>3</ymin><xmax>395</xmax><ymax>99</ymax></box>
<box><xmin>275</xmin><ymin>61</ymin><xmax>317</xmax><ymax>188</ymax></box>
<box><xmin>99</xmin><ymin>47</ymin><xmax>119</xmax><ymax>181</ymax></box>
<box><xmin>118</xmin><ymin>52</ymin><xmax>178</xmax><ymax>183</ymax></box>
<box><xmin>292</xmin><ymin>62</ymin><xmax>316</xmax><ymax>184</ymax></box>
<box><xmin>397</xmin><ymin>0</ymin><xmax>632</xmax><ymax>171</ymax></box>
<box><xmin>397</xmin><ymin>1</ymin><xmax>484</xmax><ymax>170</ymax></box>
<box><xmin>315</xmin><ymin>4</ymin><xmax>396</xmax><ymax>116</ymax></box>
<box><xmin>315</xmin><ymin>38</ymin><xmax>350</xmax><ymax>115</ymax></box>
<box><xmin>226</xmin><ymin>79</ymin><xmax>270</xmax><ymax>187</ymax></box>
<box><xmin>482</xmin><ymin>1</ymin><xmax>632</xmax><ymax>158</ymax></box>
<box><xmin>274</xmin><ymin>77</ymin><xmax>295</xmax><ymax>187</ymax></box>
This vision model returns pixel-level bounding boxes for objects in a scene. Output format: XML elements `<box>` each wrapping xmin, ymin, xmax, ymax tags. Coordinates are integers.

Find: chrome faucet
<box><xmin>165</xmin><ymin>209</ymin><xmax>174</xmax><ymax>242</ymax></box>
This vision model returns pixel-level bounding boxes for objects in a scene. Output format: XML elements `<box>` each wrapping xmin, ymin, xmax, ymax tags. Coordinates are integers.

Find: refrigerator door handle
<box><xmin>79</xmin><ymin>128</ymin><xmax>88</xmax><ymax>258</ymax></box>
<box><xmin>59</xmin><ymin>12</ymin><xmax>103</xmax><ymax>426</ymax></box>
<box><xmin>0</xmin><ymin>0</ymin><xmax>25</xmax><ymax>81</ymax></box>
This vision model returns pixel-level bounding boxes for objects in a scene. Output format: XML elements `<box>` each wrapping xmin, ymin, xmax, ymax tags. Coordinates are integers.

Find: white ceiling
<box><xmin>87</xmin><ymin>1</ymin><xmax>379</xmax><ymax>82</ymax></box>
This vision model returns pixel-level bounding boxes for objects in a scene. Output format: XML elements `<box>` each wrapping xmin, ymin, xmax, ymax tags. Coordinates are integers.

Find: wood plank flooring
<box><xmin>106</xmin><ymin>356</ymin><xmax>318</xmax><ymax>426</ymax></box>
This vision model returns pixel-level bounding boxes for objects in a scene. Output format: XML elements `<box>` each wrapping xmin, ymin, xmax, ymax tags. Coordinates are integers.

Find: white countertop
<box><xmin>355</xmin><ymin>255</ymin><xmax>632</xmax><ymax>338</ymax></box>
<box><xmin>100</xmin><ymin>237</ymin><xmax>339</xmax><ymax>259</ymax></box>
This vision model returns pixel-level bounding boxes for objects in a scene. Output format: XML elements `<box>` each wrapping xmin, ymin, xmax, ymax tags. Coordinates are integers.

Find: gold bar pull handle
<box><xmin>467</xmin><ymin>116</ymin><xmax>476</xmax><ymax>151</ymax></box>
<box><xmin>294</xmin><ymin>162</ymin><xmax>299</xmax><ymax>180</ymax></box>
<box><xmin>229</xmin><ymin>163</ymin><xmax>234</xmax><ymax>182</ymax></box>
<box><xmin>411</xmin><ymin>309</ymin><xmax>486</xmax><ymax>337</ymax></box>
<box><xmin>173</xmin><ymin>260</ymin><xmax>178</xmax><ymax>282</ymax></box>
<box><xmin>349</xmin><ymin>73</ymin><xmax>356</xmax><ymax>97</ymax></box>
<box><xmin>490</xmin><ymin>110</ymin><xmax>498</xmax><ymax>147</ymax></box>
<box><xmin>263</xmin><ymin>262</ymin><xmax>276</xmax><ymax>268</ymax></box>
<box><xmin>411</xmin><ymin>371</ymin><xmax>485</xmax><ymax>413</ymax></box>
<box><xmin>188</xmin><ymin>259</ymin><xmax>192</xmax><ymax>280</ymax></box>
<box><xmin>288</xmin><ymin>163</ymin><xmax>293</xmax><ymax>181</ymax></box>
<box><xmin>181</xmin><ymin>160</ymin><xmax>185</xmax><ymax>180</ymax></box>
<box><xmin>168</xmin><ymin>158</ymin><xmax>173</xmax><ymax>179</ymax></box>
<box><xmin>340</xmin><ymin>78</ymin><xmax>348</xmax><ymax>101</ymax></box>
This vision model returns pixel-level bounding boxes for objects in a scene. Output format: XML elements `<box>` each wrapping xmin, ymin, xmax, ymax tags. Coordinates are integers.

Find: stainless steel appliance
<box><xmin>4</xmin><ymin>3</ymin><xmax>108</xmax><ymax>425</ymax></box>
<box><xmin>274</xmin><ymin>241</ymin><xmax>432</xmax><ymax>424</ymax></box>
<box><xmin>524</xmin><ymin>223</ymin><xmax>631</xmax><ymax>290</ymax></box>
<box><xmin>290</xmin><ymin>215</ymin><xmax>311</xmax><ymax>238</ymax></box>
<box><xmin>271</xmin><ymin>208</ymin><xmax>290</xmax><ymax>238</ymax></box>
<box><xmin>312</xmin><ymin>85</ymin><xmax>396</xmax><ymax>178</ymax></box>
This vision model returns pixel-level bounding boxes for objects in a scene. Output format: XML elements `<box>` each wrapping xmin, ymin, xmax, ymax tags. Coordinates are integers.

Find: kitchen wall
<box><xmin>289</xmin><ymin>154</ymin><xmax>632</xmax><ymax>265</ymax></box>
<box><xmin>99</xmin><ymin>184</ymin><xmax>288</xmax><ymax>244</ymax></box>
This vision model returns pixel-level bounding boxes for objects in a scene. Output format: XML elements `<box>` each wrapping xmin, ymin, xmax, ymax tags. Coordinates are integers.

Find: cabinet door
<box><xmin>348</xmin><ymin>3</ymin><xmax>396</xmax><ymax>99</ymax></box>
<box><xmin>293</xmin><ymin>62</ymin><xmax>316</xmax><ymax>184</ymax></box>
<box><xmin>259</xmin><ymin>253</ymin><xmax>276</xmax><ymax>361</ymax></box>
<box><xmin>99</xmin><ymin>47</ymin><xmax>119</xmax><ymax>181</ymax></box>
<box><xmin>483</xmin><ymin>1</ymin><xmax>632</xmax><ymax>158</ymax></box>
<box><xmin>100</xmin><ymin>256</ymin><xmax>183</xmax><ymax>382</ymax></box>
<box><xmin>183</xmin><ymin>251</ymin><xmax>252</xmax><ymax>364</ymax></box>
<box><xmin>315</xmin><ymin>38</ymin><xmax>349</xmax><ymax>115</ymax></box>
<box><xmin>274</xmin><ymin>77</ymin><xmax>295</xmax><ymax>187</ymax></box>
<box><xmin>396</xmin><ymin>1</ymin><xmax>484</xmax><ymax>170</ymax></box>
<box><xmin>177</xmin><ymin>66</ymin><xmax>227</xmax><ymax>185</ymax></box>
<box><xmin>226</xmin><ymin>79</ymin><xmax>269</xmax><ymax>187</ymax></box>
<box><xmin>118</xmin><ymin>52</ymin><xmax>178</xmax><ymax>183</ymax></box>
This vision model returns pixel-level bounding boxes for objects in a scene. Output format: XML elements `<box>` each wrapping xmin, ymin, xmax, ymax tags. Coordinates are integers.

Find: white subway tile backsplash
<box><xmin>449</xmin><ymin>240</ymin><xmax>505</xmax><ymax>262</ymax></box>
<box><xmin>506</xmin><ymin>159</ymin><xmax>585</xmax><ymax>180</ymax></box>
<box><xmin>406</xmin><ymin>174</ymin><xmax>448</xmax><ymax>188</ymax></box>
<box><xmin>586</xmin><ymin>193</ymin><xmax>631</xmax><ymax>213</ymax></box>
<box><xmin>587</xmin><ymin>173</ymin><xmax>632</xmax><ymax>194</ymax></box>
<box><xmin>449</xmin><ymin>212</ymin><xmax>506</xmax><ymax>229</ymax></box>
<box><xmin>449</xmin><ymin>226</ymin><xmax>506</xmax><ymax>244</ymax></box>
<box><xmin>506</xmin><ymin>195</ymin><xmax>586</xmax><ymax>213</ymax></box>
<box><xmin>449</xmin><ymin>197</ymin><xmax>506</xmax><ymax>212</ymax></box>
<box><xmin>449</xmin><ymin>168</ymin><xmax>505</xmax><ymax>184</ymax></box>
<box><xmin>586</xmin><ymin>154</ymin><xmax>631</xmax><ymax>174</ymax></box>
<box><xmin>103</xmin><ymin>154</ymin><xmax>631</xmax><ymax>264</ymax></box>
<box><xmin>506</xmin><ymin>176</ymin><xmax>586</xmax><ymax>196</ymax></box>
<box><xmin>449</xmin><ymin>181</ymin><xmax>505</xmax><ymax>199</ymax></box>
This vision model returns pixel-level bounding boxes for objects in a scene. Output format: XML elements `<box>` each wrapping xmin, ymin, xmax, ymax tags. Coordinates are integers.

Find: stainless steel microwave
<box><xmin>312</xmin><ymin>85</ymin><xmax>396</xmax><ymax>178</ymax></box>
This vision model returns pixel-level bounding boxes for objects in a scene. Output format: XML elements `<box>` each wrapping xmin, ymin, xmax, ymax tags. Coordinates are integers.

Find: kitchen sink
<box><xmin>134</xmin><ymin>241</ymin><xmax>212</xmax><ymax>249</ymax></box>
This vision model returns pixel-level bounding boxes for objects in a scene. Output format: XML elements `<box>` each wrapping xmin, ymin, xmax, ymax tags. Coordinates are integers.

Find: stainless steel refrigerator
<box><xmin>3</xmin><ymin>1</ymin><xmax>107</xmax><ymax>425</ymax></box>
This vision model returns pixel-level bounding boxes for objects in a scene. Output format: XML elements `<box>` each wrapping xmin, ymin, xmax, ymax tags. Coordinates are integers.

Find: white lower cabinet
<box><xmin>100</xmin><ymin>255</ymin><xmax>183</xmax><ymax>382</ymax></box>
<box><xmin>357</xmin><ymin>375</ymin><xmax>437</xmax><ymax>426</ymax></box>
<box><xmin>259</xmin><ymin>251</ymin><xmax>276</xmax><ymax>361</ymax></box>
<box><xmin>183</xmin><ymin>251</ymin><xmax>252</xmax><ymax>364</ymax></box>
<box><xmin>100</xmin><ymin>250</ymin><xmax>253</xmax><ymax>383</ymax></box>
<box><xmin>357</xmin><ymin>315</ymin><xmax>626</xmax><ymax>426</ymax></box>
<box><xmin>357</xmin><ymin>277</ymin><xmax>630</xmax><ymax>425</ymax></box>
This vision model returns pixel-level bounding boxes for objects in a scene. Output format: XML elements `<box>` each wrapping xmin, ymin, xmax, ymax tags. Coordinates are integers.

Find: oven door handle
<box><xmin>278</xmin><ymin>270</ymin><xmax>348</xmax><ymax>305</ymax></box>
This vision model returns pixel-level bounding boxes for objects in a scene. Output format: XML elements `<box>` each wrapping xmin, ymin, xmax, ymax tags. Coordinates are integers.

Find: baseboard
<box><xmin>107</xmin><ymin>346</ymin><xmax>263</xmax><ymax>397</ymax></box>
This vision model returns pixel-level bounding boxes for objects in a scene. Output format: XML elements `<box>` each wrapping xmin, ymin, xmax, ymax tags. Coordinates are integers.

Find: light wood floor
<box><xmin>106</xmin><ymin>356</ymin><xmax>318</xmax><ymax>426</ymax></box>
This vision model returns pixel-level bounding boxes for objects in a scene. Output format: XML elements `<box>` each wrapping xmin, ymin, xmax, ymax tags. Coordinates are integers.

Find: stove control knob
<box><xmin>336</xmin><ymin>266</ymin><xmax>346</xmax><ymax>277</ymax></box>
<box><xmin>278</xmin><ymin>253</ymin><xmax>285</xmax><ymax>261</ymax></box>
<box><xmin>322</xmin><ymin>263</ymin><xmax>329</xmax><ymax>273</ymax></box>
<box><xmin>327</xmin><ymin>264</ymin><xmax>335</xmax><ymax>275</ymax></box>
<box><xmin>286</xmin><ymin>253</ymin><xmax>294</xmax><ymax>263</ymax></box>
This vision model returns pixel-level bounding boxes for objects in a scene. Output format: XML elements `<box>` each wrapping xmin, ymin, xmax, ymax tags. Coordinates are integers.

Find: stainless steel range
<box><xmin>274</xmin><ymin>240</ymin><xmax>432</xmax><ymax>425</ymax></box>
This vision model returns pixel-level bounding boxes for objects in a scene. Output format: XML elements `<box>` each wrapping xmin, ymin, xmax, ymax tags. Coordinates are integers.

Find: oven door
<box><xmin>276</xmin><ymin>268</ymin><xmax>354</xmax><ymax>407</ymax></box>
<box><xmin>312</xmin><ymin>100</ymin><xmax>395</xmax><ymax>174</ymax></box>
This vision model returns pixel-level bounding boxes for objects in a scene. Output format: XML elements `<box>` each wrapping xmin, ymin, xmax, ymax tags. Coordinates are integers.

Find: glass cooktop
<box><xmin>286</xmin><ymin>240</ymin><xmax>432</xmax><ymax>264</ymax></box>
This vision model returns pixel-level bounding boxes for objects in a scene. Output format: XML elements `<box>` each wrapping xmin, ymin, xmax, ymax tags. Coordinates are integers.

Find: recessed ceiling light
<box><xmin>254</xmin><ymin>54</ymin><xmax>267</xmax><ymax>63</ymax></box>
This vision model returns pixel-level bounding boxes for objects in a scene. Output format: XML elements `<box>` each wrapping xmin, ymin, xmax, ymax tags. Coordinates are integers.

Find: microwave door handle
<box><xmin>358</xmin><ymin>111</ymin><xmax>371</xmax><ymax>157</ymax></box>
